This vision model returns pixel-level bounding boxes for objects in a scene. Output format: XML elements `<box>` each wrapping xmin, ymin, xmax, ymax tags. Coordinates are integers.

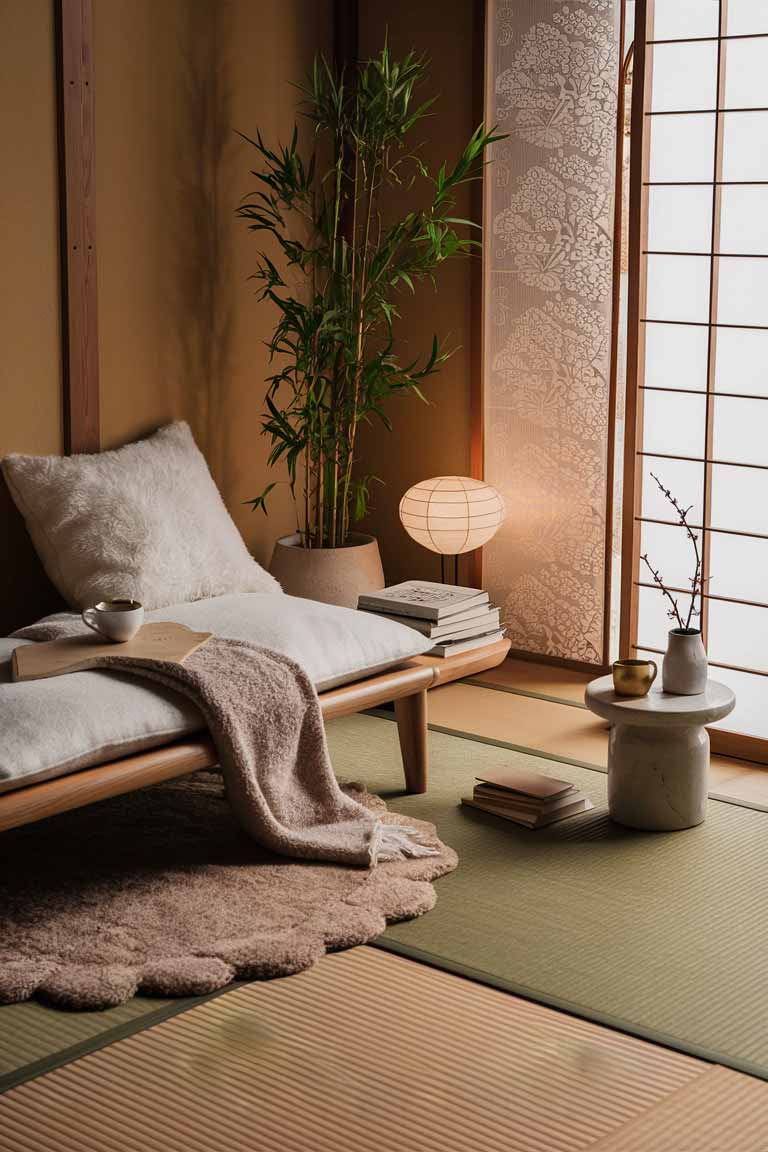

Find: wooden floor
<box><xmin>433</xmin><ymin>658</ymin><xmax>768</xmax><ymax>809</ymax></box>
<box><xmin>3</xmin><ymin>947</ymin><xmax>768</xmax><ymax>1152</ymax></box>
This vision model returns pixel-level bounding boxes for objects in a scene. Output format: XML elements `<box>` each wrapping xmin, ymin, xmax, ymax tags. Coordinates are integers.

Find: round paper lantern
<box><xmin>398</xmin><ymin>477</ymin><xmax>505</xmax><ymax>555</ymax></box>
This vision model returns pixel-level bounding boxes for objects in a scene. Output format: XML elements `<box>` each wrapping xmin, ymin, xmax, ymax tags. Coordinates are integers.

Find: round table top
<box><xmin>585</xmin><ymin>676</ymin><xmax>736</xmax><ymax>728</ymax></box>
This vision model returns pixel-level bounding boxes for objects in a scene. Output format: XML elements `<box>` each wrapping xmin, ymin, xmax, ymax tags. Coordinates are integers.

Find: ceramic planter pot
<box><xmin>269</xmin><ymin>532</ymin><xmax>385</xmax><ymax>609</ymax></box>
<box><xmin>662</xmin><ymin>628</ymin><xmax>708</xmax><ymax>695</ymax></box>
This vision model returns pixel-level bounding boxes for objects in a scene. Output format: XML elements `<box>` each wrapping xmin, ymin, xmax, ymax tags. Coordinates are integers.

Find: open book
<box><xmin>12</xmin><ymin>623</ymin><xmax>212</xmax><ymax>682</ymax></box>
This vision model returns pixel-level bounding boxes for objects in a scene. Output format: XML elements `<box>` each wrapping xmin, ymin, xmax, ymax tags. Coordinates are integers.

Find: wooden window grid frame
<box><xmin>620</xmin><ymin>0</ymin><xmax>768</xmax><ymax>765</ymax></box>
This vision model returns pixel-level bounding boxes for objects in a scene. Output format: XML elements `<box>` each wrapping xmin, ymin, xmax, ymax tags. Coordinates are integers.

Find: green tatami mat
<box><xmin>325</xmin><ymin>714</ymin><xmax>768</xmax><ymax>1081</ymax></box>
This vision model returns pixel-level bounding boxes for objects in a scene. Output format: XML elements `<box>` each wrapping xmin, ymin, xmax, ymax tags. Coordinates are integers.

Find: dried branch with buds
<box><xmin>639</xmin><ymin>473</ymin><xmax>707</xmax><ymax>632</ymax></box>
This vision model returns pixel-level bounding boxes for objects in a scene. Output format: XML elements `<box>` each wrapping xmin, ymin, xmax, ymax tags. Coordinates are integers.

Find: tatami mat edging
<box><xmin>465</xmin><ymin>676</ymin><xmax>590</xmax><ymax>709</ymax></box>
<box><xmin>0</xmin><ymin>986</ymin><xmax>245</xmax><ymax>1096</ymax></box>
<box><xmin>371</xmin><ymin>939</ymin><xmax>766</xmax><ymax>1084</ymax></box>
<box><xmin>3</xmin><ymin>948</ymin><xmax>732</xmax><ymax>1152</ymax></box>
<box><xmin>372</xmin><ymin>691</ymin><xmax>768</xmax><ymax>816</ymax></box>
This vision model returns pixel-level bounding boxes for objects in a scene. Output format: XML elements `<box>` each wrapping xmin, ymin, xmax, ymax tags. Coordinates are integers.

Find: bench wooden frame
<box><xmin>0</xmin><ymin>638</ymin><xmax>510</xmax><ymax>833</ymax></box>
<box><xmin>1</xmin><ymin>440</ymin><xmax>510</xmax><ymax>833</ymax></box>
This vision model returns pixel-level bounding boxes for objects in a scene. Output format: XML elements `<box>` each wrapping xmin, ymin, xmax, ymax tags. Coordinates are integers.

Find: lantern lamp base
<box><xmin>440</xmin><ymin>553</ymin><xmax>459</xmax><ymax>585</ymax></box>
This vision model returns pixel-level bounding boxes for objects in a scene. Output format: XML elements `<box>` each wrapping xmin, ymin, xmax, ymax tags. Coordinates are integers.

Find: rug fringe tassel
<box><xmin>376</xmin><ymin>823</ymin><xmax>439</xmax><ymax>861</ymax></box>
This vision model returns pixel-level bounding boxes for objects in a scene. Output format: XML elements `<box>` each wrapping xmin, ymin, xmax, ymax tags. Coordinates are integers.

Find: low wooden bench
<box><xmin>1</xmin><ymin>476</ymin><xmax>509</xmax><ymax>832</ymax></box>
<box><xmin>0</xmin><ymin>638</ymin><xmax>510</xmax><ymax>833</ymax></box>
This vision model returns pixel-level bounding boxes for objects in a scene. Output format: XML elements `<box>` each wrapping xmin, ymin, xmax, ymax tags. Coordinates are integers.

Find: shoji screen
<box><xmin>482</xmin><ymin>0</ymin><xmax>621</xmax><ymax>668</ymax></box>
<box><xmin>624</xmin><ymin>0</ymin><xmax>768</xmax><ymax>752</ymax></box>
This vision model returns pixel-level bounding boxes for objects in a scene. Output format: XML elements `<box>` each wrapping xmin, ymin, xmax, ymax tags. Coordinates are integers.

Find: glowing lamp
<box><xmin>399</xmin><ymin>476</ymin><xmax>505</xmax><ymax>581</ymax></box>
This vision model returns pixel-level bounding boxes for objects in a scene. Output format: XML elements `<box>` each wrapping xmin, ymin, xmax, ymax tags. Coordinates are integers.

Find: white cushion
<box><xmin>0</xmin><ymin>594</ymin><xmax>432</xmax><ymax>794</ymax></box>
<box><xmin>1</xmin><ymin>421</ymin><xmax>280</xmax><ymax>611</ymax></box>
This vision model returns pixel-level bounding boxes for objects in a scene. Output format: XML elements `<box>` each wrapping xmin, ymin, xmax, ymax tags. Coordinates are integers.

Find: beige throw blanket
<box><xmin>15</xmin><ymin>620</ymin><xmax>435</xmax><ymax>868</ymax></box>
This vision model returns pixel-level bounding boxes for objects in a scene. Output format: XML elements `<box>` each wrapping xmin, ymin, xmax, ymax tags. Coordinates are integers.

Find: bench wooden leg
<box><xmin>394</xmin><ymin>690</ymin><xmax>428</xmax><ymax>793</ymax></box>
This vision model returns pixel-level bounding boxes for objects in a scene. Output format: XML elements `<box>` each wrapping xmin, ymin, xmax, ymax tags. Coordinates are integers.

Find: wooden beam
<box><xmin>56</xmin><ymin>0</ymin><xmax>99</xmax><ymax>454</ymax></box>
<box><xmin>619</xmin><ymin>0</ymin><xmax>650</xmax><ymax>659</ymax></box>
<box><xmin>467</xmin><ymin>0</ymin><xmax>486</xmax><ymax>590</ymax></box>
<box><xmin>700</xmin><ymin>0</ymin><xmax>728</xmax><ymax>651</ymax></box>
<box><xmin>601</xmin><ymin>0</ymin><xmax>630</xmax><ymax>667</ymax></box>
<box><xmin>333</xmin><ymin>0</ymin><xmax>358</xmax><ymax>74</ymax></box>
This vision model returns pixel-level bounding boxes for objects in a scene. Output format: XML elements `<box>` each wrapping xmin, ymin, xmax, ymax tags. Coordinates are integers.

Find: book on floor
<box><xmin>358</xmin><ymin>581</ymin><xmax>489</xmax><ymax>621</ymax></box>
<box><xmin>475</xmin><ymin>767</ymin><xmax>575</xmax><ymax>799</ymax></box>
<box><xmin>462</xmin><ymin>795</ymin><xmax>593</xmax><ymax>828</ymax></box>
<box><xmin>461</xmin><ymin>765</ymin><xmax>593</xmax><ymax>828</ymax></box>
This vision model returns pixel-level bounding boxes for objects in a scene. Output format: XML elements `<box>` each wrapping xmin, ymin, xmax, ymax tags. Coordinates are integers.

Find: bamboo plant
<box><xmin>237</xmin><ymin>44</ymin><xmax>502</xmax><ymax>548</ymax></box>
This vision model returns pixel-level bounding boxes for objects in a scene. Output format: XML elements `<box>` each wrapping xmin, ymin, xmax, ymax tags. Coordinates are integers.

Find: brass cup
<box><xmin>612</xmin><ymin>658</ymin><xmax>658</xmax><ymax>697</ymax></box>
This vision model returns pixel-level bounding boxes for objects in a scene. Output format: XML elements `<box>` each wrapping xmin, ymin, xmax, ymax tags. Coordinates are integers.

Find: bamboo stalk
<box><xmin>317</xmin><ymin>419</ymin><xmax>324</xmax><ymax>548</ymax></box>
<box><xmin>341</xmin><ymin>145</ymin><xmax>379</xmax><ymax>544</ymax></box>
<box><xmin>304</xmin><ymin>435</ymin><xmax>311</xmax><ymax>548</ymax></box>
<box><xmin>331</xmin><ymin>451</ymin><xmax>339</xmax><ymax>547</ymax></box>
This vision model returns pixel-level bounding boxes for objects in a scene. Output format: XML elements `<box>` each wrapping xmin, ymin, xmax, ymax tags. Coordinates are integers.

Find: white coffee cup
<box><xmin>81</xmin><ymin>599</ymin><xmax>144</xmax><ymax>643</ymax></box>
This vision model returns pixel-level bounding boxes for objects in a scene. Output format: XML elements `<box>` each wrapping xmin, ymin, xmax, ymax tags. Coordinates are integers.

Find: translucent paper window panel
<box><xmin>708</xmin><ymin>600</ymin><xmax>768</xmax><ymax>672</ymax></box>
<box><xmin>630</xmin><ymin>3</ymin><xmax>768</xmax><ymax>750</ymax></box>
<box><xmin>637</xmin><ymin>585</ymin><xmax>690</xmax><ymax>650</ymax></box>
<box><xmin>637</xmin><ymin>653</ymin><xmax>768</xmax><ymax>739</ymax></box>
<box><xmin>726</xmin><ymin>1</ymin><xmax>768</xmax><ymax>36</ymax></box>
<box><xmin>719</xmin><ymin>187</ymin><xmax>768</xmax><ymax>257</ymax></box>
<box><xmin>645</xmin><ymin>255</ymin><xmax>710</xmax><ymax>323</ymax></box>
<box><xmin>723</xmin><ymin>38</ymin><xmax>768</xmax><ymax>109</ymax></box>
<box><xmin>721</xmin><ymin>112</ymin><xmax>768</xmax><ymax>181</ymax></box>
<box><xmin>717</xmin><ymin>258</ymin><xmax>768</xmax><ymax>327</ymax></box>
<box><xmin>641</xmin><ymin>389</ymin><xmax>707</xmax><ymax>457</ymax></box>
<box><xmin>708</xmin><ymin>668</ymin><xmax>768</xmax><ymax>739</ymax></box>
<box><xmin>713</xmin><ymin>397</ymin><xmax>768</xmax><ymax>466</ymax></box>
<box><xmin>710</xmin><ymin>463</ymin><xmax>768</xmax><ymax>533</ymax></box>
<box><xmin>650</xmin><ymin>42</ymin><xmax>718</xmax><ymax>112</ymax></box>
<box><xmin>715</xmin><ymin>328</ymin><xmax>768</xmax><ymax>396</ymax></box>
<box><xmin>709</xmin><ymin>533</ymin><xmax>768</xmax><ymax>604</ymax></box>
<box><xmin>644</xmin><ymin>323</ymin><xmax>709</xmax><ymax>392</ymax></box>
<box><xmin>648</xmin><ymin>114</ymin><xmax>715</xmax><ymax>182</ymax></box>
<box><xmin>651</xmin><ymin>0</ymin><xmax>719</xmax><ymax>41</ymax></box>
<box><xmin>640</xmin><ymin>458</ymin><xmax>705</xmax><ymax>524</ymax></box>
<box><xmin>647</xmin><ymin>186</ymin><xmax>712</xmax><ymax>254</ymax></box>
<box><xmin>640</xmin><ymin>521</ymin><xmax>700</xmax><ymax>591</ymax></box>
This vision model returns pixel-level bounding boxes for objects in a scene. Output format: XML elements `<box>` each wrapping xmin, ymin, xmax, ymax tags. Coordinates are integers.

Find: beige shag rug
<box><xmin>0</xmin><ymin>773</ymin><xmax>457</xmax><ymax>1011</ymax></box>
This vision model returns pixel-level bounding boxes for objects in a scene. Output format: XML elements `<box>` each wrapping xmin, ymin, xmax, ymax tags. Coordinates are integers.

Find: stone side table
<box><xmin>585</xmin><ymin>678</ymin><xmax>735</xmax><ymax>831</ymax></box>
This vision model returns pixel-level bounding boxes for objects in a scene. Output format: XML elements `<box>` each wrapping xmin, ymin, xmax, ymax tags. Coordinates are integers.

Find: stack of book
<box><xmin>358</xmin><ymin>580</ymin><xmax>504</xmax><ymax>657</ymax></box>
<box><xmin>462</xmin><ymin>767</ymin><xmax>593</xmax><ymax>828</ymax></box>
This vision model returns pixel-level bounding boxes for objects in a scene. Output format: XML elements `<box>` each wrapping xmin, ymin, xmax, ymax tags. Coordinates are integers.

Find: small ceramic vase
<box><xmin>662</xmin><ymin>628</ymin><xmax>707</xmax><ymax>695</ymax></box>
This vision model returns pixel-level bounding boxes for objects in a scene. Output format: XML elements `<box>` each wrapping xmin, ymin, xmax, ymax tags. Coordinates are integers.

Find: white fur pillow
<box><xmin>2</xmin><ymin>422</ymin><xmax>281</xmax><ymax>610</ymax></box>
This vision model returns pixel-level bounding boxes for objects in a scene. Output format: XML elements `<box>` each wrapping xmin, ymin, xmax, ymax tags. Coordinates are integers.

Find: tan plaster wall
<box><xmin>356</xmin><ymin>1</ymin><xmax>478</xmax><ymax>584</ymax></box>
<box><xmin>94</xmin><ymin>0</ymin><xmax>331</xmax><ymax>567</ymax></box>
<box><xmin>0</xmin><ymin>0</ymin><xmax>62</xmax><ymax>457</ymax></box>
<box><xmin>0</xmin><ymin>1</ymin><xmax>467</xmax><ymax>577</ymax></box>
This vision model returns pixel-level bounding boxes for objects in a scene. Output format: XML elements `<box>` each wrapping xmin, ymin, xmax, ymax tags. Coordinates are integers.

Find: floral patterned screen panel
<box><xmin>482</xmin><ymin>0</ymin><xmax>621</xmax><ymax>665</ymax></box>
